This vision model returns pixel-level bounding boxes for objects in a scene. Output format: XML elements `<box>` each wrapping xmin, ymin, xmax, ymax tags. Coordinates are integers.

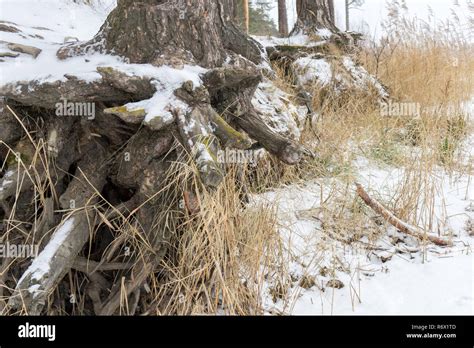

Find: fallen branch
<box><xmin>355</xmin><ymin>183</ymin><xmax>452</xmax><ymax>247</ymax></box>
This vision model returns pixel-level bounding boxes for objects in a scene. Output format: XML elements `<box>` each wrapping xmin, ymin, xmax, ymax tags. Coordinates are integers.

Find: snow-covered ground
<box><xmin>0</xmin><ymin>0</ymin><xmax>115</xmax><ymax>39</ymax></box>
<box><xmin>252</xmin><ymin>144</ymin><xmax>474</xmax><ymax>315</ymax></box>
<box><xmin>0</xmin><ymin>0</ymin><xmax>116</xmax><ymax>83</ymax></box>
<box><xmin>290</xmin><ymin>252</ymin><xmax>472</xmax><ymax>315</ymax></box>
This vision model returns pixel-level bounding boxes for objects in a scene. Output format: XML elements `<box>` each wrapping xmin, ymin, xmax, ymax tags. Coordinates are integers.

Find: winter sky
<box><xmin>267</xmin><ymin>0</ymin><xmax>473</xmax><ymax>38</ymax></box>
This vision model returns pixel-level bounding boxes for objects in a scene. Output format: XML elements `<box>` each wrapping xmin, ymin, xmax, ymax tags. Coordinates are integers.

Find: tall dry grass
<box><xmin>143</xmin><ymin>157</ymin><xmax>285</xmax><ymax>315</ymax></box>
<box><xmin>288</xmin><ymin>0</ymin><xmax>474</xmax><ymax>180</ymax></box>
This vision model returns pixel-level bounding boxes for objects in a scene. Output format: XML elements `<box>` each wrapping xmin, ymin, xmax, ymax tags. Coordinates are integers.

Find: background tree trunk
<box><xmin>329</xmin><ymin>0</ymin><xmax>336</xmax><ymax>24</ymax></box>
<box><xmin>243</xmin><ymin>0</ymin><xmax>250</xmax><ymax>33</ymax></box>
<box><xmin>345</xmin><ymin>0</ymin><xmax>350</xmax><ymax>31</ymax></box>
<box><xmin>278</xmin><ymin>0</ymin><xmax>289</xmax><ymax>37</ymax></box>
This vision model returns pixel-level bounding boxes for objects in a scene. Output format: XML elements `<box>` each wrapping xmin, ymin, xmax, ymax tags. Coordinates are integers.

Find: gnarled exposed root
<box><xmin>1</xmin><ymin>28</ymin><xmax>305</xmax><ymax>315</ymax></box>
<box><xmin>7</xmin><ymin>137</ymin><xmax>109</xmax><ymax>315</ymax></box>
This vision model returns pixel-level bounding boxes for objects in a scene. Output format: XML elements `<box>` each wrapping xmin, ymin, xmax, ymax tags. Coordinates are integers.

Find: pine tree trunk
<box><xmin>57</xmin><ymin>0</ymin><xmax>260</xmax><ymax>68</ymax></box>
<box><xmin>278</xmin><ymin>0</ymin><xmax>289</xmax><ymax>37</ymax></box>
<box><xmin>243</xmin><ymin>0</ymin><xmax>249</xmax><ymax>33</ymax></box>
<box><xmin>291</xmin><ymin>0</ymin><xmax>338</xmax><ymax>35</ymax></box>
<box><xmin>345</xmin><ymin>0</ymin><xmax>350</xmax><ymax>31</ymax></box>
<box><xmin>329</xmin><ymin>0</ymin><xmax>335</xmax><ymax>24</ymax></box>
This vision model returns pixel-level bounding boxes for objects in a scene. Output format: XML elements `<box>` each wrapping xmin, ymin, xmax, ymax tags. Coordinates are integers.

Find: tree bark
<box><xmin>243</xmin><ymin>0</ymin><xmax>249</xmax><ymax>34</ymax></box>
<box><xmin>329</xmin><ymin>0</ymin><xmax>336</xmax><ymax>24</ymax></box>
<box><xmin>57</xmin><ymin>0</ymin><xmax>262</xmax><ymax>68</ymax></box>
<box><xmin>291</xmin><ymin>0</ymin><xmax>338</xmax><ymax>35</ymax></box>
<box><xmin>233</xmin><ymin>0</ymin><xmax>239</xmax><ymax>22</ymax></box>
<box><xmin>278</xmin><ymin>0</ymin><xmax>289</xmax><ymax>37</ymax></box>
<box><xmin>345</xmin><ymin>0</ymin><xmax>350</xmax><ymax>31</ymax></box>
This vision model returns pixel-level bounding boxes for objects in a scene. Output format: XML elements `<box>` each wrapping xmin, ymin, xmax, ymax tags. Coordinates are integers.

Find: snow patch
<box><xmin>253</xmin><ymin>34</ymin><xmax>327</xmax><ymax>49</ymax></box>
<box><xmin>17</xmin><ymin>217</ymin><xmax>76</xmax><ymax>298</ymax></box>
<box><xmin>0</xmin><ymin>170</ymin><xmax>15</xmax><ymax>194</ymax></box>
<box><xmin>316</xmin><ymin>28</ymin><xmax>333</xmax><ymax>39</ymax></box>
<box><xmin>121</xmin><ymin>65</ymin><xmax>207</xmax><ymax>124</ymax></box>
<box><xmin>254</xmin><ymin>161</ymin><xmax>473</xmax><ymax>315</ymax></box>
<box><xmin>252</xmin><ymin>79</ymin><xmax>305</xmax><ymax>140</ymax></box>
<box><xmin>294</xmin><ymin>56</ymin><xmax>333</xmax><ymax>86</ymax></box>
<box><xmin>341</xmin><ymin>56</ymin><xmax>389</xmax><ymax>99</ymax></box>
<box><xmin>0</xmin><ymin>0</ymin><xmax>117</xmax><ymax>84</ymax></box>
